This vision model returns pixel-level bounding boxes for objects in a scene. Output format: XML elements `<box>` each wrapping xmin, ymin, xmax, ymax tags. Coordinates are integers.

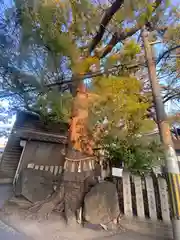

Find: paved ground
<box><xmin>0</xmin><ymin>219</ymin><xmax>169</xmax><ymax>240</ymax></box>
<box><xmin>0</xmin><ymin>183</ymin><xmax>13</xmax><ymax>208</ymax></box>
<box><xmin>0</xmin><ymin>183</ymin><xmax>172</xmax><ymax>240</ymax></box>
<box><xmin>0</xmin><ymin>184</ymin><xmax>26</xmax><ymax>239</ymax></box>
<box><xmin>98</xmin><ymin>232</ymin><xmax>169</xmax><ymax>240</ymax></box>
<box><xmin>0</xmin><ymin>220</ymin><xmax>31</xmax><ymax>240</ymax></box>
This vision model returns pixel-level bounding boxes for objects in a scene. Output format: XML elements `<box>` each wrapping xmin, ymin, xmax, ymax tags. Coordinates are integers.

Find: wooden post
<box><xmin>158</xmin><ymin>177</ymin><xmax>171</xmax><ymax>222</ymax></box>
<box><xmin>145</xmin><ymin>175</ymin><xmax>157</xmax><ymax>220</ymax></box>
<box><xmin>134</xmin><ymin>175</ymin><xmax>145</xmax><ymax>219</ymax></box>
<box><xmin>123</xmin><ymin>172</ymin><xmax>133</xmax><ymax>217</ymax></box>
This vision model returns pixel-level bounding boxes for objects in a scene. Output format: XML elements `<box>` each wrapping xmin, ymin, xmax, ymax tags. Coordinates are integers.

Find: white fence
<box><xmin>115</xmin><ymin>172</ymin><xmax>171</xmax><ymax>222</ymax></box>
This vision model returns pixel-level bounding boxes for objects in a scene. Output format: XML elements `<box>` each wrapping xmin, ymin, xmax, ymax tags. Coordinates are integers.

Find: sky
<box><xmin>0</xmin><ymin>100</ymin><xmax>16</xmax><ymax>145</ymax></box>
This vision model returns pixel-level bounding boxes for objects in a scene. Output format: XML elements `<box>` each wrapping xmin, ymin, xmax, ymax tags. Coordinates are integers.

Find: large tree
<box><xmin>0</xmin><ymin>0</ymin><xmax>179</xmax><ymax>224</ymax></box>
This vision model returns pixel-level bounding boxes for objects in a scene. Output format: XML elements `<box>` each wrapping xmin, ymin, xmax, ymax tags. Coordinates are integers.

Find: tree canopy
<box><xmin>0</xmin><ymin>0</ymin><xmax>179</xmax><ymax>137</ymax></box>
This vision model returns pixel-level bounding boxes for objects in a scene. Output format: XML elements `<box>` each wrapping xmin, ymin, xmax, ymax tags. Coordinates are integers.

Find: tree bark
<box><xmin>63</xmin><ymin>81</ymin><xmax>96</xmax><ymax>224</ymax></box>
<box><xmin>29</xmin><ymin>81</ymin><xmax>96</xmax><ymax>225</ymax></box>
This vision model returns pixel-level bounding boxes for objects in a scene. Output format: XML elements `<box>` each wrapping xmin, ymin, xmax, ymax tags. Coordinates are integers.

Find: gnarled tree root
<box><xmin>28</xmin><ymin>187</ymin><xmax>64</xmax><ymax>219</ymax></box>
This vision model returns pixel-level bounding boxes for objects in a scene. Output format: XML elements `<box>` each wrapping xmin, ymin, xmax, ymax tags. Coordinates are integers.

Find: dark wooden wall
<box><xmin>21</xmin><ymin>141</ymin><xmax>65</xmax><ymax>170</ymax></box>
<box><xmin>0</xmin><ymin>111</ymin><xmax>67</xmax><ymax>179</ymax></box>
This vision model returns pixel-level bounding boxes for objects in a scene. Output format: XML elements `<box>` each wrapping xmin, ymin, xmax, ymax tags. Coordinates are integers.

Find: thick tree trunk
<box><xmin>29</xmin><ymin>82</ymin><xmax>97</xmax><ymax>225</ymax></box>
<box><xmin>63</xmin><ymin>82</ymin><xmax>96</xmax><ymax>224</ymax></box>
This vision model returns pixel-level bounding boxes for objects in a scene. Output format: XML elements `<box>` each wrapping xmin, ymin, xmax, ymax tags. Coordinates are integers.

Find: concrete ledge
<box><xmin>0</xmin><ymin>178</ymin><xmax>13</xmax><ymax>184</ymax></box>
<box><xmin>0</xmin><ymin>183</ymin><xmax>13</xmax><ymax>209</ymax></box>
<box><xmin>120</xmin><ymin>217</ymin><xmax>173</xmax><ymax>239</ymax></box>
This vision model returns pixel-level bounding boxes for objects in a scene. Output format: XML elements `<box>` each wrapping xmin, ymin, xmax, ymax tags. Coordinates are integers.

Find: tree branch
<box><xmin>100</xmin><ymin>25</ymin><xmax>140</xmax><ymax>58</ymax></box>
<box><xmin>89</xmin><ymin>0</ymin><xmax>124</xmax><ymax>53</ymax></box>
<box><xmin>100</xmin><ymin>0</ymin><xmax>163</xmax><ymax>58</ymax></box>
<box><xmin>163</xmin><ymin>92</ymin><xmax>180</xmax><ymax>103</ymax></box>
<box><xmin>156</xmin><ymin>45</ymin><xmax>180</xmax><ymax>64</ymax></box>
<box><xmin>0</xmin><ymin>63</ymin><xmax>140</xmax><ymax>99</ymax></box>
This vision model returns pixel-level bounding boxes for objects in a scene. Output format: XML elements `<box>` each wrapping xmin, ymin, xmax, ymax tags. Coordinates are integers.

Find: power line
<box><xmin>0</xmin><ymin>63</ymin><xmax>140</xmax><ymax>98</ymax></box>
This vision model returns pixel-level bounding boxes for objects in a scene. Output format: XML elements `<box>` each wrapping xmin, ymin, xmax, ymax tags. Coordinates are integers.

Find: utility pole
<box><xmin>142</xmin><ymin>27</ymin><xmax>180</xmax><ymax>240</ymax></box>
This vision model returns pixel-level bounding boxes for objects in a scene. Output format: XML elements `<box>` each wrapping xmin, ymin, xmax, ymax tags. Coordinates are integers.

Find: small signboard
<box><xmin>112</xmin><ymin>167</ymin><xmax>123</xmax><ymax>177</ymax></box>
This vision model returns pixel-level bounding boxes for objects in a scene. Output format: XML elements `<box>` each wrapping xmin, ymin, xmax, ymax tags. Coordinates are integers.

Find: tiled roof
<box><xmin>18</xmin><ymin>130</ymin><xmax>67</xmax><ymax>144</ymax></box>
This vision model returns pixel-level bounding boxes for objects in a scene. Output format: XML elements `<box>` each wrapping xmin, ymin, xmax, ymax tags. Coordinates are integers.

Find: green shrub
<box><xmin>103</xmin><ymin>136</ymin><xmax>164</xmax><ymax>173</ymax></box>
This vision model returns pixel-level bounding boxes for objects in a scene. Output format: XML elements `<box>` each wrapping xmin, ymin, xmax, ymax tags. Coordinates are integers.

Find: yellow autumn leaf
<box><xmin>74</xmin><ymin>56</ymin><xmax>99</xmax><ymax>74</ymax></box>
